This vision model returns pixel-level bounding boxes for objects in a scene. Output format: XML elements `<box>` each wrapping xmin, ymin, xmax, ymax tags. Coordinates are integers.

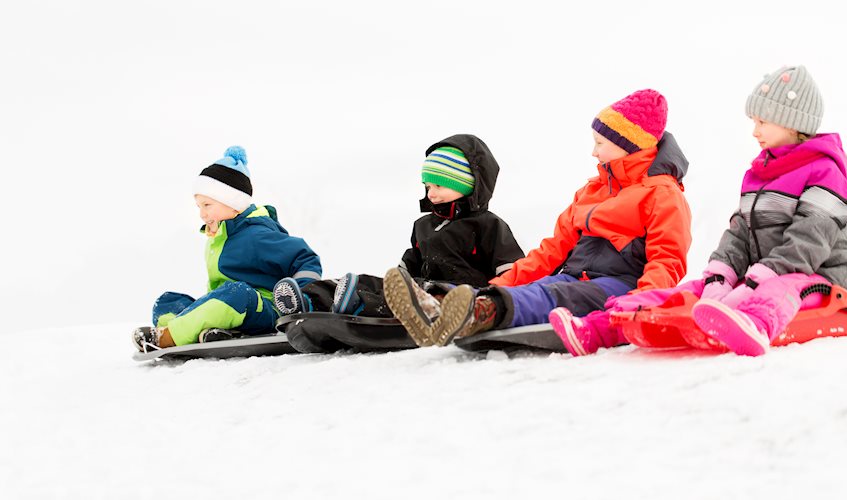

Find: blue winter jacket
<box><xmin>204</xmin><ymin>204</ymin><xmax>322</xmax><ymax>297</ymax></box>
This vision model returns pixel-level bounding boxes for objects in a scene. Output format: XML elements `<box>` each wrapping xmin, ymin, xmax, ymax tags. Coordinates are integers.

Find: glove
<box><xmin>701</xmin><ymin>277</ymin><xmax>733</xmax><ymax>301</ymax></box>
<box><xmin>721</xmin><ymin>263</ymin><xmax>779</xmax><ymax>309</ymax></box>
<box><xmin>605</xmin><ymin>279</ymin><xmax>705</xmax><ymax>312</ymax></box>
<box><xmin>699</xmin><ymin>260</ymin><xmax>738</xmax><ymax>302</ymax></box>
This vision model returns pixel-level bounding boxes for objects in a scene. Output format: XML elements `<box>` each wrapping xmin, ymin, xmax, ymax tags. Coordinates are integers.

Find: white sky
<box><xmin>2</xmin><ymin>0</ymin><xmax>845</xmax><ymax>333</ymax></box>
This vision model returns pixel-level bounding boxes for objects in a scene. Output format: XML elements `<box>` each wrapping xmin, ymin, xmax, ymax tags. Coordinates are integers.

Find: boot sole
<box><xmin>432</xmin><ymin>286</ymin><xmax>476</xmax><ymax>347</ymax></box>
<box><xmin>549</xmin><ymin>308</ymin><xmax>586</xmax><ymax>356</ymax></box>
<box><xmin>273</xmin><ymin>278</ymin><xmax>304</xmax><ymax>315</ymax></box>
<box><xmin>691</xmin><ymin>299</ymin><xmax>769</xmax><ymax>356</ymax></box>
<box><xmin>383</xmin><ymin>268</ymin><xmax>434</xmax><ymax>347</ymax></box>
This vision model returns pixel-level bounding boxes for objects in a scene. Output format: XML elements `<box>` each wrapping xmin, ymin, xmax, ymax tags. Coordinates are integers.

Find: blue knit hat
<box><xmin>193</xmin><ymin>146</ymin><xmax>252</xmax><ymax>212</ymax></box>
<box><xmin>421</xmin><ymin>146</ymin><xmax>475</xmax><ymax>196</ymax></box>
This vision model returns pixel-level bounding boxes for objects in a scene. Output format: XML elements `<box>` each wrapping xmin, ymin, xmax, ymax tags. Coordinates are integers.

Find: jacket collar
<box><xmin>199</xmin><ymin>204</ymin><xmax>259</xmax><ymax>234</ymax></box>
<box><xmin>751</xmin><ymin>135</ymin><xmax>844</xmax><ymax>180</ymax></box>
<box><xmin>419</xmin><ymin>197</ymin><xmax>472</xmax><ymax>220</ymax></box>
<box><xmin>594</xmin><ymin>147</ymin><xmax>658</xmax><ymax>192</ymax></box>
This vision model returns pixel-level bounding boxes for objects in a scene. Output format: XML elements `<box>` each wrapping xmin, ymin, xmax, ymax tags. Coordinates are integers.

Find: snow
<box><xmin>3</xmin><ymin>325</ymin><xmax>847</xmax><ymax>498</ymax></box>
<box><xmin>3</xmin><ymin>0</ymin><xmax>847</xmax><ymax>498</ymax></box>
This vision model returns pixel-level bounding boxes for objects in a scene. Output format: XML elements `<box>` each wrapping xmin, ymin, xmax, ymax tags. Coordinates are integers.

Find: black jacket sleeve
<box><xmin>400</xmin><ymin>227</ymin><xmax>423</xmax><ymax>277</ymax></box>
<box><xmin>479</xmin><ymin>215</ymin><xmax>525</xmax><ymax>279</ymax></box>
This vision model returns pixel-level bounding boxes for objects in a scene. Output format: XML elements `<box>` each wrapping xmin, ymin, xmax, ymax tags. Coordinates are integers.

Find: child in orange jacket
<box><xmin>385</xmin><ymin>89</ymin><xmax>692</xmax><ymax>347</ymax></box>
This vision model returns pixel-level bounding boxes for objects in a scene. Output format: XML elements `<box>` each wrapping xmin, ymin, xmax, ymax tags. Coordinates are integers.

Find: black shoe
<box><xmin>332</xmin><ymin>272</ymin><xmax>362</xmax><ymax>314</ymax></box>
<box><xmin>199</xmin><ymin>329</ymin><xmax>238</xmax><ymax>343</ymax></box>
<box><xmin>131</xmin><ymin>326</ymin><xmax>161</xmax><ymax>352</ymax></box>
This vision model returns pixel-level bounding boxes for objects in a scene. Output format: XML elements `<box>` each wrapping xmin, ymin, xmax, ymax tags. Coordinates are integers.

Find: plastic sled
<box><xmin>132</xmin><ymin>331</ymin><xmax>296</xmax><ymax>362</ymax></box>
<box><xmin>276</xmin><ymin>312</ymin><xmax>415</xmax><ymax>353</ymax></box>
<box><xmin>610</xmin><ymin>284</ymin><xmax>847</xmax><ymax>352</ymax></box>
<box><xmin>454</xmin><ymin>323</ymin><xmax>566</xmax><ymax>353</ymax></box>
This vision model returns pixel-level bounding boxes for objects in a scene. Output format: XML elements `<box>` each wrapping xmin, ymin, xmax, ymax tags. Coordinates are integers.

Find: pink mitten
<box><xmin>721</xmin><ymin>263</ymin><xmax>779</xmax><ymax>309</ymax></box>
<box><xmin>700</xmin><ymin>260</ymin><xmax>738</xmax><ymax>302</ymax></box>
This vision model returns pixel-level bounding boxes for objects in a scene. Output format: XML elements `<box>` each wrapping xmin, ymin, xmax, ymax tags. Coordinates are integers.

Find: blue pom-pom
<box><xmin>224</xmin><ymin>145</ymin><xmax>247</xmax><ymax>165</ymax></box>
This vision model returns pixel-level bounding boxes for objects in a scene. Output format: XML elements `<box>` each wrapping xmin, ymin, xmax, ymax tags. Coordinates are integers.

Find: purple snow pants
<box><xmin>502</xmin><ymin>274</ymin><xmax>633</xmax><ymax>328</ymax></box>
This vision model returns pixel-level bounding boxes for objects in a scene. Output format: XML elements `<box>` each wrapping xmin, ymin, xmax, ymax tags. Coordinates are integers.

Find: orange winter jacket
<box><xmin>491</xmin><ymin>134</ymin><xmax>691</xmax><ymax>292</ymax></box>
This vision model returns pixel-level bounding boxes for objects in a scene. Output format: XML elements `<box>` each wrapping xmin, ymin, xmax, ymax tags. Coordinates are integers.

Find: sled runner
<box><xmin>132</xmin><ymin>330</ymin><xmax>296</xmax><ymax>362</ymax></box>
<box><xmin>275</xmin><ymin>312</ymin><xmax>415</xmax><ymax>353</ymax></box>
<box><xmin>453</xmin><ymin>324</ymin><xmax>566</xmax><ymax>353</ymax></box>
<box><xmin>611</xmin><ymin>284</ymin><xmax>847</xmax><ymax>351</ymax></box>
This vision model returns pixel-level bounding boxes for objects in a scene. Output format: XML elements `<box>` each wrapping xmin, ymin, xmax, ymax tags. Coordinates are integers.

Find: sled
<box><xmin>275</xmin><ymin>312</ymin><xmax>415</xmax><ymax>353</ymax></box>
<box><xmin>453</xmin><ymin>323</ymin><xmax>566</xmax><ymax>353</ymax></box>
<box><xmin>132</xmin><ymin>331</ymin><xmax>296</xmax><ymax>362</ymax></box>
<box><xmin>610</xmin><ymin>284</ymin><xmax>847</xmax><ymax>351</ymax></box>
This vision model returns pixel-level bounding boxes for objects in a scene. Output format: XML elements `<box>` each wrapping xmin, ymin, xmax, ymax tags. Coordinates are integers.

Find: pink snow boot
<box><xmin>692</xmin><ymin>274</ymin><xmax>806</xmax><ymax>356</ymax></box>
<box><xmin>549</xmin><ymin>308</ymin><xmax>624</xmax><ymax>356</ymax></box>
<box><xmin>690</xmin><ymin>299</ymin><xmax>770</xmax><ymax>356</ymax></box>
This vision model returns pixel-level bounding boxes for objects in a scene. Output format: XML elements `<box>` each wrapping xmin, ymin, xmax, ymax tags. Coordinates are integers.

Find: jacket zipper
<box><xmin>748</xmin><ymin>151</ymin><xmax>775</xmax><ymax>262</ymax></box>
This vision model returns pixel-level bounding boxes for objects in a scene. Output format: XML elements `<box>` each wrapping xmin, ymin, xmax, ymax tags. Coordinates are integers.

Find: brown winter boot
<box><xmin>383</xmin><ymin>267</ymin><xmax>442</xmax><ymax>347</ymax></box>
<box><xmin>432</xmin><ymin>288</ymin><xmax>498</xmax><ymax>347</ymax></box>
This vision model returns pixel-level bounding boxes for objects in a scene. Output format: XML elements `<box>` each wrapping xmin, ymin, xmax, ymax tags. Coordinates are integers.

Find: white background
<box><xmin>3</xmin><ymin>0</ymin><xmax>845</xmax><ymax>334</ymax></box>
<box><xmin>2</xmin><ymin>1</ymin><xmax>847</xmax><ymax>499</ymax></box>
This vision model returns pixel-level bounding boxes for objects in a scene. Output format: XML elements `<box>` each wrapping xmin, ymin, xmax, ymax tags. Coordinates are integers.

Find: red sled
<box><xmin>610</xmin><ymin>284</ymin><xmax>847</xmax><ymax>352</ymax></box>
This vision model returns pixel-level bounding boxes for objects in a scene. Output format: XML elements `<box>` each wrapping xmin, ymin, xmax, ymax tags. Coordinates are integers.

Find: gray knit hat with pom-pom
<box><xmin>746</xmin><ymin>65</ymin><xmax>823</xmax><ymax>135</ymax></box>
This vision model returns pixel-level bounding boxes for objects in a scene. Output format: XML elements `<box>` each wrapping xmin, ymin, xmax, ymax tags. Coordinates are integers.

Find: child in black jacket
<box><xmin>272</xmin><ymin>134</ymin><xmax>524</xmax><ymax>339</ymax></box>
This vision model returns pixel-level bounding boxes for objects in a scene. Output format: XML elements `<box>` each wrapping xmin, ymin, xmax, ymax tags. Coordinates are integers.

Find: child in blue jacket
<box><xmin>132</xmin><ymin>146</ymin><xmax>322</xmax><ymax>351</ymax></box>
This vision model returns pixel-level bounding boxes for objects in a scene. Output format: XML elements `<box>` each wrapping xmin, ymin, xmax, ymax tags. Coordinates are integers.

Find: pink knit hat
<box><xmin>591</xmin><ymin>89</ymin><xmax>668</xmax><ymax>154</ymax></box>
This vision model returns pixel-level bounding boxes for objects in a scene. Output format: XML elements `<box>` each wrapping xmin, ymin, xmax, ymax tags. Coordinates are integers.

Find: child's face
<box><xmin>195</xmin><ymin>194</ymin><xmax>238</xmax><ymax>232</ymax></box>
<box><xmin>425</xmin><ymin>183</ymin><xmax>465</xmax><ymax>204</ymax></box>
<box><xmin>592</xmin><ymin>131</ymin><xmax>630</xmax><ymax>163</ymax></box>
<box><xmin>752</xmin><ymin>117</ymin><xmax>800</xmax><ymax>149</ymax></box>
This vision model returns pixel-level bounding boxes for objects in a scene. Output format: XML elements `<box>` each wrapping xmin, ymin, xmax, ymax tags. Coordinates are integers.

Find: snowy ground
<box><xmin>2</xmin><ymin>325</ymin><xmax>847</xmax><ymax>499</ymax></box>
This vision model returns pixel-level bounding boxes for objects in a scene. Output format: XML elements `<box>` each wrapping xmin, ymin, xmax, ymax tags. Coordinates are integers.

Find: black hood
<box><xmin>647</xmin><ymin>131</ymin><xmax>689</xmax><ymax>182</ymax></box>
<box><xmin>424</xmin><ymin>134</ymin><xmax>500</xmax><ymax>212</ymax></box>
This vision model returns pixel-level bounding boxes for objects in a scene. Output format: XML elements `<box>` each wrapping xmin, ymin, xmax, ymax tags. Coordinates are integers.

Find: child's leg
<box><xmin>152</xmin><ymin>292</ymin><xmax>196</xmax><ymax>328</ymax></box>
<box><xmin>692</xmin><ymin>273</ymin><xmax>829</xmax><ymax>356</ymax></box>
<box><xmin>300</xmin><ymin>279</ymin><xmax>335</xmax><ymax>312</ymax></box>
<box><xmin>166</xmin><ymin>281</ymin><xmax>278</xmax><ymax>345</ymax></box>
<box><xmin>350</xmin><ymin>274</ymin><xmax>395</xmax><ymax>317</ymax></box>
<box><xmin>737</xmin><ymin>273</ymin><xmax>830</xmax><ymax>341</ymax></box>
<box><xmin>501</xmin><ymin>275</ymin><xmax>630</xmax><ymax>328</ymax></box>
<box><xmin>299</xmin><ymin>274</ymin><xmax>395</xmax><ymax>317</ymax></box>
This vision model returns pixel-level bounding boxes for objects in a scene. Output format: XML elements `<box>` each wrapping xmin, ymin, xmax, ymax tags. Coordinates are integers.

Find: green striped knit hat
<box><xmin>421</xmin><ymin>146</ymin><xmax>475</xmax><ymax>196</ymax></box>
